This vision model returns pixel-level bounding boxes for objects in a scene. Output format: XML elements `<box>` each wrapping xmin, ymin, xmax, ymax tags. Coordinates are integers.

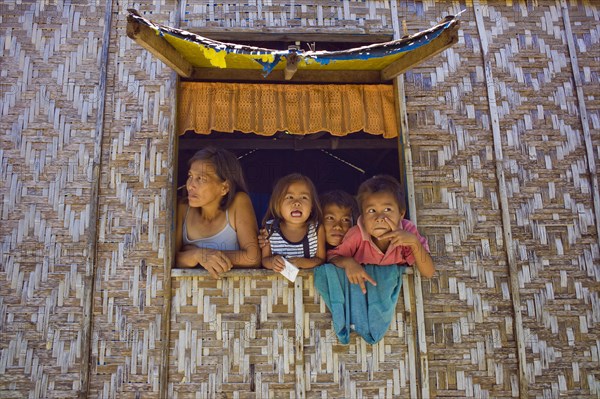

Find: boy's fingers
<box><xmin>359</xmin><ymin>280</ymin><xmax>367</xmax><ymax>294</ymax></box>
<box><xmin>364</xmin><ymin>273</ymin><xmax>377</xmax><ymax>287</ymax></box>
<box><xmin>384</xmin><ymin>217</ymin><xmax>396</xmax><ymax>230</ymax></box>
<box><xmin>378</xmin><ymin>231</ymin><xmax>392</xmax><ymax>240</ymax></box>
<box><xmin>379</xmin><ymin>231</ymin><xmax>399</xmax><ymax>243</ymax></box>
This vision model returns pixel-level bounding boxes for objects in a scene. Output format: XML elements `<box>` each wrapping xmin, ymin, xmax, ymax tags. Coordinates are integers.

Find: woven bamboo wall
<box><xmin>403</xmin><ymin>1</ymin><xmax>600</xmax><ymax>398</ymax></box>
<box><xmin>86</xmin><ymin>0</ymin><xmax>178</xmax><ymax>398</ymax></box>
<box><xmin>169</xmin><ymin>270</ymin><xmax>416</xmax><ymax>398</ymax></box>
<box><xmin>179</xmin><ymin>0</ymin><xmax>396</xmax><ymax>32</ymax></box>
<box><xmin>0</xmin><ymin>1</ymin><xmax>105</xmax><ymax>397</ymax></box>
<box><xmin>1</xmin><ymin>0</ymin><xmax>599</xmax><ymax>398</ymax></box>
<box><xmin>402</xmin><ymin>3</ymin><xmax>520</xmax><ymax>397</ymax></box>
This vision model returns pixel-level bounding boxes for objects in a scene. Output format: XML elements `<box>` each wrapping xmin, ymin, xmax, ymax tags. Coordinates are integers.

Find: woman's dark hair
<box><xmin>187</xmin><ymin>146</ymin><xmax>248</xmax><ymax>210</ymax></box>
<box><xmin>320</xmin><ymin>190</ymin><xmax>359</xmax><ymax>225</ymax></box>
<box><xmin>356</xmin><ymin>175</ymin><xmax>406</xmax><ymax>214</ymax></box>
<box><xmin>262</xmin><ymin>173</ymin><xmax>322</xmax><ymax>229</ymax></box>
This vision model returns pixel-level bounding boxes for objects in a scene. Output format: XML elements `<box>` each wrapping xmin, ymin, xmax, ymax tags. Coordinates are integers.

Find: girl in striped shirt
<box><xmin>261</xmin><ymin>173</ymin><xmax>326</xmax><ymax>272</ymax></box>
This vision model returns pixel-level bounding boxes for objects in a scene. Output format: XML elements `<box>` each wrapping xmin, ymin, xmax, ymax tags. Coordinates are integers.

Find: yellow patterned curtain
<box><xmin>178</xmin><ymin>82</ymin><xmax>398</xmax><ymax>138</ymax></box>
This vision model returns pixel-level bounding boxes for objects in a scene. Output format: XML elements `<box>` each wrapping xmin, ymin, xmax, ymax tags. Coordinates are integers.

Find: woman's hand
<box><xmin>193</xmin><ymin>247</ymin><xmax>233</xmax><ymax>279</ymax></box>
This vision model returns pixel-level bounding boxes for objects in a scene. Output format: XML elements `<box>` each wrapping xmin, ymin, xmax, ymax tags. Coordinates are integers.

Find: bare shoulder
<box><xmin>230</xmin><ymin>192</ymin><xmax>253</xmax><ymax>209</ymax></box>
<box><xmin>229</xmin><ymin>192</ymin><xmax>256</xmax><ymax>229</ymax></box>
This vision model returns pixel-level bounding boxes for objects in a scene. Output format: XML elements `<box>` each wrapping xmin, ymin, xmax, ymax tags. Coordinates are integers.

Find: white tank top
<box><xmin>182</xmin><ymin>206</ymin><xmax>239</xmax><ymax>251</ymax></box>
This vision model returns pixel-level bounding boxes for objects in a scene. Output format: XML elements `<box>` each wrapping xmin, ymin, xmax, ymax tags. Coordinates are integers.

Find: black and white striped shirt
<box><xmin>267</xmin><ymin>220</ymin><xmax>318</xmax><ymax>258</ymax></box>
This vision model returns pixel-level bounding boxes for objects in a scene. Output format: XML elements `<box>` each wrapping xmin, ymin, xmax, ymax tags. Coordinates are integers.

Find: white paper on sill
<box><xmin>280</xmin><ymin>258</ymin><xmax>299</xmax><ymax>282</ymax></box>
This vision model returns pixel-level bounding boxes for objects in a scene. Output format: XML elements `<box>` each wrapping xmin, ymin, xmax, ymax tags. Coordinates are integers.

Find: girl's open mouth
<box><xmin>291</xmin><ymin>210</ymin><xmax>303</xmax><ymax>217</ymax></box>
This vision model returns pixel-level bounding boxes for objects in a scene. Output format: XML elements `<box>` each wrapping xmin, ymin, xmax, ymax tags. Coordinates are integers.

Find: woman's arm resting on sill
<box><xmin>225</xmin><ymin>192</ymin><xmax>261</xmax><ymax>267</ymax></box>
<box><xmin>176</xmin><ymin>246</ymin><xmax>232</xmax><ymax>279</ymax></box>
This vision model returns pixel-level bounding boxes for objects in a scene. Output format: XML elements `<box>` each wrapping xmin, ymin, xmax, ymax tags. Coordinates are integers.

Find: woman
<box><xmin>175</xmin><ymin>147</ymin><xmax>261</xmax><ymax>278</ymax></box>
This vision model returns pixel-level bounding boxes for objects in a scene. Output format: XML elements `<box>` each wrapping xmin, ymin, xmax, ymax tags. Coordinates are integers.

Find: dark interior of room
<box><xmin>178</xmin><ymin>131</ymin><xmax>402</xmax><ymax>223</ymax></box>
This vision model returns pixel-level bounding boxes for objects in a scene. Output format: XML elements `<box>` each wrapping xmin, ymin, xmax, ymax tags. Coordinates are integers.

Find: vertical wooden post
<box><xmin>472</xmin><ymin>1</ymin><xmax>529</xmax><ymax>397</ymax></box>
<box><xmin>80</xmin><ymin>0</ymin><xmax>113</xmax><ymax>397</ymax></box>
<box><xmin>559</xmin><ymin>0</ymin><xmax>600</xmax><ymax>246</ymax></box>
<box><xmin>159</xmin><ymin>3</ymin><xmax>183</xmax><ymax>397</ymax></box>
<box><xmin>294</xmin><ymin>277</ymin><xmax>306</xmax><ymax>399</ymax></box>
<box><xmin>402</xmin><ymin>272</ymin><xmax>420</xmax><ymax>398</ymax></box>
<box><xmin>159</xmin><ymin>68</ymin><xmax>178</xmax><ymax>399</ymax></box>
<box><xmin>390</xmin><ymin>1</ymin><xmax>429</xmax><ymax>398</ymax></box>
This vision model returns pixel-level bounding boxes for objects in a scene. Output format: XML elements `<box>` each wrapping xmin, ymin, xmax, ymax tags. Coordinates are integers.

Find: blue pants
<box><xmin>314</xmin><ymin>263</ymin><xmax>406</xmax><ymax>345</ymax></box>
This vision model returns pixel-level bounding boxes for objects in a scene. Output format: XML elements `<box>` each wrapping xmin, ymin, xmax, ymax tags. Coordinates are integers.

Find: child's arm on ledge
<box><xmin>410</xmin><ymin>241</ymin><xmax>434</xmax><ymax>278</ymax></box>
<box><xmin>261</xmin><ymin>240</ymin><xmax>284</xmax><ymax>272</ymax></box>
<box><xmin>287</xmin><ymin>223</ymin><xmax>327</xmax><ymax>269</ymax></box>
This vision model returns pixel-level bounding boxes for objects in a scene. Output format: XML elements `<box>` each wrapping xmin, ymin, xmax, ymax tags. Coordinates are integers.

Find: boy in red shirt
<box><xmin>328</xmin><ymin>175</ymin><xmax>434</xmax><ymax>294</ymax></box>
<box><xmin>316</xmin><ymin>175</ymin><xmax>433</xmax><ymax>344</ymax></box>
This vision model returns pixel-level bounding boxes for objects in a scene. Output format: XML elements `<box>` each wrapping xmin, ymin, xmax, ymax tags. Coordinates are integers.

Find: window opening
<box><xmin>178</xmin><ymin>131</ymin><xmax>400</xmax><ymax>224</ymax></box>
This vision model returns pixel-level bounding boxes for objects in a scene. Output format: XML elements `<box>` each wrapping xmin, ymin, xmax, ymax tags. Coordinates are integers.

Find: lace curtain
<box><xmin>178</xmin><ymin>82</ymin><xmax>398</xmax><ymax>138</ymax></box>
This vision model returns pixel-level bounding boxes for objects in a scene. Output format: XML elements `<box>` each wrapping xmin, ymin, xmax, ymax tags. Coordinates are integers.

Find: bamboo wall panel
<box><xmin>0</xmin><ymin>1</ymin><xmax>104</xmax><ymax>398</ymax></box>
<box><xmin>568</xmin><ymin>1</ymin><xmax>600</xmax><ymax>132</ymax></box>
<box><xmin>180</xmin><ymin>0</ymin><xmax>396</xmax><ymax>32</ymax></box>
<box><xmin>482</xmin><ymin>2</ymin><xmax>599</xmax><ymax>397</ymax></box>
<box><xmin>169</xmin><ymin>273</ymin><xmax>414</xmax><ymax>398</ymax></box>
<box><xmin>1</xmin><ymin>1</ymin><xmax>599</xmax><ymax>398</ymax></box>
<box><xmin>86</xmin><ymin>1</ymin><xmax>177</xmax><ymax>397</ymax></box>
<box><xmin>568</xmin><ymin>0</ymin><xmax>600</xmax><ymax>226</ymax></box>
<box><xmin>402</xmin><ymin>1</ymin><xmax>600</xmax><ymax>397</ymax></box>
<box><xmin>402</xmin><ymin>3</ymin><xmax>520</xmax><ymax>397</ymax></box>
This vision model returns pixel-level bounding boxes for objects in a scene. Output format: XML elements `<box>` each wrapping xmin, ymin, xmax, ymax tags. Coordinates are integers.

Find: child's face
<box><xmin>186</xmin><ymin>160</ymin><xmax>228</xmax><ymax>208</ymax></box>
<box><xmin>323</xmin><ymin>204</ymin><xmax>353</xmax><ymax>247</ymax></box>
<box><xmin>361</xmin><ymin>192</ymin><xmax>405</xmax><ymax>240</ymax></box>
<box><xmin>280</xmin><ymin>181</ymin><xmax>313</xmax><ymax>225</ymax></box>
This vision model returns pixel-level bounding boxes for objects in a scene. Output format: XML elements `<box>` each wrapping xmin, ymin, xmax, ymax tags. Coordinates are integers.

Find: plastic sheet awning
<box><xmin>126</xmin><ymin>10</ymin><xmax>460</xmax><ymax>83</ymax></box>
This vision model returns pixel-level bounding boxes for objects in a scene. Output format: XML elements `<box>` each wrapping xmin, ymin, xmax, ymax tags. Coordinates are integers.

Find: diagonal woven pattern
<box><xmin>571</xmin><ymin>0</ymin><xmax>600</xmax><ymax>176</ymax></box>
<box><xmin>483</xmin><ymin>2</ymin><xmax>599</xmax><ymax>397</ymax></box>
<box><xmin>404</xmin><ymin>1</ymin><xmax>600</xmax><ymax>397</ymax></box>
<box><xmin>0</xmin><ymin>1</ymin><xmax>104</xmax><ymax>397</ymax></box>
<box><xmin>169</xmin><ymin>272</ymin><xmax>415</xmax><ymax>398</ymax></box>
<box><xmin>179</xmin><ymin>0</ymin><xmax>396</xmax><ymax>32</ymax></box>
<box><xmin>1</xmin><ymin>0</ymin><xmax>599</xmax><ymax>398</ymax></box>
<box><xmin>403</xmin><ymin>8</ymin><xmax>521</xmax><ymax>397</ymax></box>
<box><xmin>84</xmin><ymin>4</ymin><xmax>177</xmax><ymax>398</ymax></box>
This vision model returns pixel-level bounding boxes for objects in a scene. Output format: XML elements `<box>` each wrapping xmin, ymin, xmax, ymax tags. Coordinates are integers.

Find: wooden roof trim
<box><xmin>185</xmin><ymin>30</ymin><xmax>395</xmax><ymax>44</ymax></box>
<box><xmin>126</xmin><ymin>11</ymin><xmax>460</xmax><ymax>83</ymax></box>
<box><xmin>187</xmin><ymin>68</ymin><xmax>384</xmax><ymax>84</ymax></box>
<box><xmin>126</xmin><ymin>15</ymin><xmax>193</xmax><ymax>78</ymax></box>
<box><xmin>381</xmin><ymin>21</ymin><xmax>459</xmax><ymax>80</ymax></box>
<box><xmin>178</xmin><ymin>137</ymin><xmax>399</xmax><ymax>150</ymax></box>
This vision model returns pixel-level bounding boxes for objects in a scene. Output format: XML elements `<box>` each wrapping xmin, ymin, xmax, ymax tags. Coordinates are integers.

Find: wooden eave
<box><xmin>126</xmin><ymin>13</ymin><xmax>460</xmax><ymax>84</ymax></box>
<box><xmin>126</xmin><ymin>17</ymin><xmax>194</xmax><ymax>78</ymax></box>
